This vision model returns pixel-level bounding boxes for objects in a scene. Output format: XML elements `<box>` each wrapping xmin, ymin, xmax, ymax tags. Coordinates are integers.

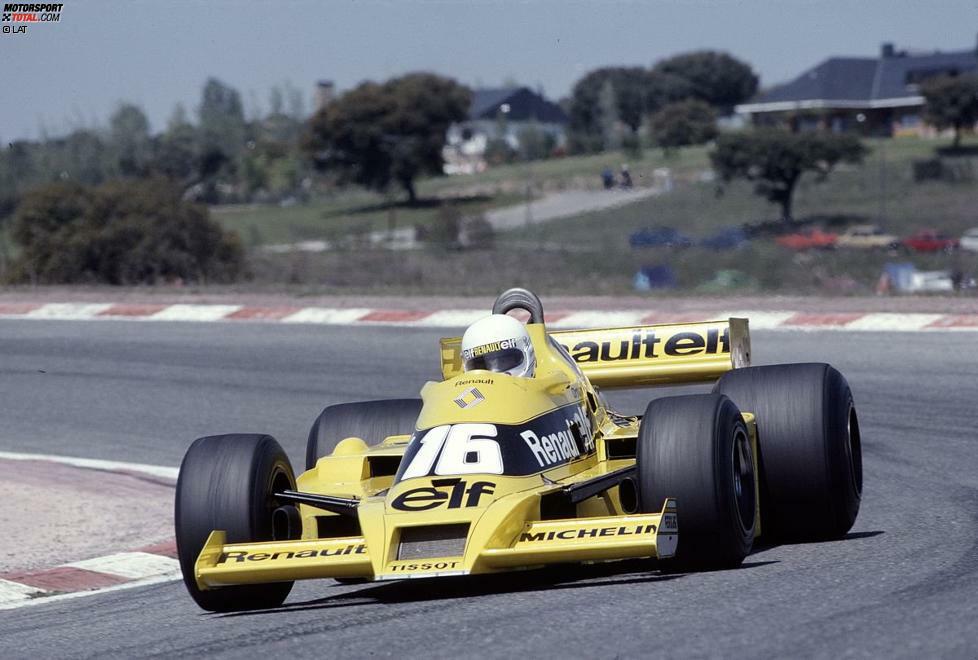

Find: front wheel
<box><xmin>175</xmin><ymin>433</ymin><xmax>296</xmax><ymax>612</ymax></box>
<box><xmin>714</xmin><ymin>363</ymin><xmax>862</xmax><ymax>541</ymax></box>
<box><xmin>637</xmin><ymin>393</ymin><xmax>755</xmax><ymax>569</ymax></box>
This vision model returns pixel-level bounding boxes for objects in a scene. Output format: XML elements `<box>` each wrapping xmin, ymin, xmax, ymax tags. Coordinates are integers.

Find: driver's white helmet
<box><xmin>460</xmin><ymin>314</ymin><xmax>536</xmax><ymax>378</ymax></box>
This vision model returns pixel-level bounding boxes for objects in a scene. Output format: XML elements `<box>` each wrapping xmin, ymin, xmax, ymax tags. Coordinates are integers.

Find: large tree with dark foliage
<box><xmin>922</xmin><ymin>73</ymin><xmax>978</xmax><ymax>149</ymax></box>
<box><xmin>9</xmin><ymin>179</ymin><xmax>243</xmax><ymax>284</ymax></box>
<box><xmin>197</xmin><ymin>77</ymin><xmax>247</xmax><ymax>177</ymax></box>
<box><xmin>568</xmin><ymin>67</ymin><xmax>690</xmax><ymax>152</ymax></box>
<box><xmin>649</xmin><ymin>99</ymin><xmax>717</xmax><ymax>153</ymax></box>
<box><xmin>653</xmin><ymin>51</ymin><xmax>759</xmax><ymax>112</ymax></box>
<box><xmin>109</xmin><ymin>103</ymin><xmax>153</xmax><ymax>177</ymax></box>
<box><xmin>305</xmin><ymin>73</ymin><xmax>470</xmax><ymax>203</ymax></box>
<box><xmin>711</xmin><ymin>130</ymin><xmax>866</xmax><ymax>221</ymax></box>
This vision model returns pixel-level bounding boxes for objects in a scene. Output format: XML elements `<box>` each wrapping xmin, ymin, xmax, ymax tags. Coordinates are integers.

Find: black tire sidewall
<box><xmin>175</xmin><ymin>433</ymin><xmax>295</xmax><ymax>611</ymax></box>
<box><xmin>637</xmin><ymin>394</ymin><xmax>754</xmax><ymax>568</ymax></box>
<box><xmin>714</xmin><ymin>363</ymin><xmax>862</xmax><ymax>541</ymax></box>
<box><xmin>306</xmin><ymin>399</ymin><xmax>422</xmax><ymax>469</ymax></box>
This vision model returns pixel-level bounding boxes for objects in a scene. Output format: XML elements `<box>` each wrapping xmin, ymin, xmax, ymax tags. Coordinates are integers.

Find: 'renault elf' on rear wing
<box><xmin>440</xmin><ymin>318</ymin><xmax>750</xmax><ymax>389</ymax></box>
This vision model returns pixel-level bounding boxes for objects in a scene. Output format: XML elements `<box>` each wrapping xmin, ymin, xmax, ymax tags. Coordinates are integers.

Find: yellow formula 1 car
<box><xmin>175</xmin><ymin>289</ymin><xmax>863</xmax><ymax>612</ymax></box>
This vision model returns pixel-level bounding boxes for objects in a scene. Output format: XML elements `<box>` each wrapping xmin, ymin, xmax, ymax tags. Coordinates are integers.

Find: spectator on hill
<box><xmin>620</xmin><ymin>164</ymin><xmax>633</xmax><ymax>189</ymax></box>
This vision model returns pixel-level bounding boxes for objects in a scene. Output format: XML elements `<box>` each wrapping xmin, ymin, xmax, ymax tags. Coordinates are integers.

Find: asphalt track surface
<box><xmin>1</xmin><ymin>320</ymin><xmax>977</xmax><ymax>659</ymax></box>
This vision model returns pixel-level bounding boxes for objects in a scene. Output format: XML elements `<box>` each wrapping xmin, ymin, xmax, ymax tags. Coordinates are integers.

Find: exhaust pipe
<box><xmin>272</xmin><ymin>505</ymin><xmax>302</xmax><ymax>541</ymax></box>
<box><xmin>618</xmin><ymin>476</ymin><xmax>640</xmax><ymax>515</ymax></box>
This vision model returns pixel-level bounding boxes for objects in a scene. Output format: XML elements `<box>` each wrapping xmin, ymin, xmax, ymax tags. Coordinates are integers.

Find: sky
<box><xmin>1</xmin><ymin>0</ymin><xmax>976</xmax><ymax>141</ymax></box>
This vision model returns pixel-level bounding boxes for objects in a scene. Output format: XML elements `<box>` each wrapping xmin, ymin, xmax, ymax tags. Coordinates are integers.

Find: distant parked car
<box><xmin>960</xmin><ymin>228</ymin><xmax>978</xmax><ymax>253</ymax></box>
<box><xmin>699</xmin><ymin>227</ymin><xmax>749</xmax><ymax>250</ymax></box>
<box><xmin>902</xmin><ymin>229</ymin><xmax>958</xmax><ymax>253</ymax></box>
<box><xmin>836</xmin><ymin>225</ymin><xmax>899</xmax><ymax>250</ymax></box>
<box><xmin>775</xmin><ymin>227</ymin><xmax>838</xmax><ymax>250</ymax></box>
<box><xmin>629</xmin><ymin>226</ymin><xmax>692</xmax><ymax>249</ymax></box>
<box><xmin>882</xmin><ymin>262</ymin><xmax>975</xmax><ymax>294</ymax></box>
<box><xmin>907</xmin><ymin>271</ymin><xmax>957</xmax><ymax>293</ymax></box>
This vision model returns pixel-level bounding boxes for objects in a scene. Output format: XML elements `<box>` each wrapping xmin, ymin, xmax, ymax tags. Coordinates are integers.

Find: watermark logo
<box><xmin>2</xmin><ymin>3</ymin><xmax>64</xmax><ymax>35</ymax></box>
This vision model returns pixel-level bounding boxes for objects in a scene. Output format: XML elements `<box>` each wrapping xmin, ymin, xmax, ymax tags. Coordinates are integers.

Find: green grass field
<box><xmin>212</xmin><ymin>145</ymin><xmax>714</xmax><ymax>247</ymax></box>
<box><xmin>508</xmin><ymin>138</ymin><xmax>976</xmax><ymax>246</ymax></box>
<box><xmin>241</xmin><ymin>136</ymin><xmax>978</xmax><ymax>295</ymax></box>
<box><xmin>485</xmin><ymin>137</ymin><xmax>977</xmax><ymax>294</ymax></box>
<box><xmin>211</xmin><ymin>190</ymin><xmax>525</xmax><ymax>247</ymax></box>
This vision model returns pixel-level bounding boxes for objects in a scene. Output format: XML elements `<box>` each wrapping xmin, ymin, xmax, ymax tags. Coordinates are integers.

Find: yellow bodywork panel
<box><xmin>195</xmin><ymin>498</ymin><xmax>678</xmax><ymax>588</ymax></box>
<box><xmin>440</xmin><ymin>319</ymin><xmax>750</xmax><ymax>388</ymax></box>
<box><xmin>196</xmin><ymin>533</ymin><xmax>371</xmax><ymax>587</ymax></box>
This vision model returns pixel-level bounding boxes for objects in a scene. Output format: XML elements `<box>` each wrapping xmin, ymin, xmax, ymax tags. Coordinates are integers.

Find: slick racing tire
<box><xmin>305</xmin><ymin>399</ymin><xmax>423</xmax><ymax>470</ymax></box>
<box><xmin>175</xmin><ymin>434</ymin><xmax>296</xmax><ymax>612</ymax></box>
<box><xmin>637</xmin><ymin>394</ymin><xmax>755</xmax><ymax>569</ymax></box>
<box><xmin>713</xmin><ymin>363</ymin><xmax>862</xmax><ymax>541</ymax></box>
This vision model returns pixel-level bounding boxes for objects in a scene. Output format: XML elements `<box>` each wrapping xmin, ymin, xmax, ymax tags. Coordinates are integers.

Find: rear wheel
<box><xmin>637</xmin><ymin>394</ymin><xmax>755</xmax><ymax>569</ymax></box>
<box><xmin>305</xmin><ymin>399</ymin><xmax>422</xmax><ymax>469</ymax></box>
<box><xmin>175</xmin><ymin>434</ymin><xmax>295</xmax><ymax>612</ymax></box>
<box><xmin>714</xmin><ymin>363</ymin><xmax>862</xmax><ymax>541</ymax></box>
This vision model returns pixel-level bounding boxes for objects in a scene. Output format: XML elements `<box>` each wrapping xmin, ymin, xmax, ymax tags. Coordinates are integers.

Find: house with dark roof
<box><xmin>443</xmin><ymin>86</ymin><xmax>568</xmax><ymax>174</ymax></box>
<box><xmin>736</xmin><ymin>41</ymin><xmax>978</xmax><ymax>136</ymax></box>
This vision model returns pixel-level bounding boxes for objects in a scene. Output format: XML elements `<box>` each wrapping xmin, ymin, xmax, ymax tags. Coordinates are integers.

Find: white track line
<box><xmin>846</xmin><ymin>313</ymin><xmax>945</xmax><ymax>331</ymax></box>
<box><xmin>26</xmin><ymin>303</ymin><xmax>113</xmax><ymax>320</ymax></box>
<box><xmin>549</xmin><ymin>311</ymin><xmax>647</xmax><ymax>329</ymax></box>
<box><xmin>66</xmin><ymin>553</ymin><xmax>181</xmax><ymax>580</ymax></box>
<box><xmin>0</xmin><ymin>579</ymin><xmax>48</xmax><ymax>605</ymax></box>
<box><xmin>148</xmin><ymin>304</ymin><xmax>242</xmax><ymax>322</ymax></box>
<box><xmin>718</xmin><ymin>311</ymin><xmax>796</xmax><ymax>330</ymax></box>
<box><xmin>281</xmin><ymin>307</ymin><xmax>372</xmax><ymax>324</ymax></box>
<box><xmin>414</xmin><ymin>310</ymin><xmax>489</xmax><ymax>327</ymax></box>
<box><xmin>0</xmin><ymin>450</ymin><xmax>179</xmax><ymax>481</ymax></box>
<box><xmin>0</xmin><ymin>573</ymin><xmax>180</xmax><ymax>611</ymax></box>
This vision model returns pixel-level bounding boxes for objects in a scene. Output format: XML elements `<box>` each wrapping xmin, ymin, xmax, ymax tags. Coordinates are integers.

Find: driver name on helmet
<box><xmin>460</xmin><ymin>314</ymin><xmax>536</xmax><ymax>378</ymax></box>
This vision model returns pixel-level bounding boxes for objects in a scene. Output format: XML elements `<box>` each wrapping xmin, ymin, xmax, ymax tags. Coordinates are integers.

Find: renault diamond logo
<box><xmin>454</xmin><ymin>387</ymin><xmax>485</xmax><ymax>409</ymax></box>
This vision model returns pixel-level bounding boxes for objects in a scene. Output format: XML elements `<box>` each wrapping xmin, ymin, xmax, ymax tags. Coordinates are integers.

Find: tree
<box><xmin>568</xmin><ymin>67</ymin><xmax>652</xmax><ymax>152</ymax></box>
<box><xmin>109</xmin><ymin>103</ymin><xmax>152</xmax><ymax>177</ymax></box>
<box><xmin>9</xmin><ymin>178</ymin><xmax>243</xmax><ymax>284</ymax></box>
<box><xmin>653</xmin><ymin>51</ymin><xmax>758</xmax><ymax>112</ymax></box>
<box><xmin>305</xmin><ymin>73</ymin><xmax>470</xmax><ymax>203</ymax></box>
<box><xmin>197</xmin><ymin>77</ymin><xmax>247</xmax><ymax>172</ymax></box>
<box><xmin>645</xmin><ymin>70</ymin><xmax>694</xmax><ymax>110</ymax></box>
<box><xmin>153</xmin><ymin>103</ymin><xmax>199</xmax><ymax>183</ymax></box>
<box><xmin>516</xmin><ymin>123</ymin><xmax>556</xmax><ymax>161</ymax></box>
<box><xmin>711</xmin><ymin>130</ymin><xmax>866</xmax><ymax>221</ymax></box>
<box><xmin>598</xmin><ymin>79</ymin><xmax>622</xmax><ymax>151</ymax></box>
<box><xmin>649</xmin><ymin>99</ymin><xmax>717</xmax><ymax>153</ymax></box>
<box><xmin>922</xmin><ymin>73</ymin><xmax>978</xmax><ymax>149</ymax></box>
<box><xmin>47</xmin><ymin>129</ymin><xmax>113</xmax><ymax>185</ymax></box>
<box><xmin>568</xmin><ymin>66</ymin><xmax>699</xmax><ymax>153</ymax></box>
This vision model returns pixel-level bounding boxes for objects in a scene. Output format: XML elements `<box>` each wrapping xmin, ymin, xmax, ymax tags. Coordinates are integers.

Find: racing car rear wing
<box><xmin>440</xmin><ymin>318</ymin><xmax>750</xmax><ymax>388</ymax></box>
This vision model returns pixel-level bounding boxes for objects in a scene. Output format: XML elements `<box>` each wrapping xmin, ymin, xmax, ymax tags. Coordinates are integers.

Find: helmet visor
<box><xmin>463</xmin><ymin>348</ymin><xmax>525</xmax><ymax>374</ymax></box>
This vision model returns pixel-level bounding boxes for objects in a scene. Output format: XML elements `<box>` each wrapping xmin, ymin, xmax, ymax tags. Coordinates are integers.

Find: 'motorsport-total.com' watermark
<box><xmin>2</xmin><ymin>3</ymin><xmax>64</xmax><ymax>35</ymax></box>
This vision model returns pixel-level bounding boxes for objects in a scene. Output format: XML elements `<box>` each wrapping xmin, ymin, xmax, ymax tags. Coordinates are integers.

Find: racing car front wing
<box><xmin>194</xmin><ymin>499</ymin><xmax>678</xmax><ymax>587</ymax></box>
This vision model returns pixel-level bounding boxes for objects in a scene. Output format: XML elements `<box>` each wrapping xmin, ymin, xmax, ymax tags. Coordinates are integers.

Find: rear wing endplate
<box><xmin>440</xmin><ymin>318</ymin><xmax>750</xmax><ymax>388</ymax></box>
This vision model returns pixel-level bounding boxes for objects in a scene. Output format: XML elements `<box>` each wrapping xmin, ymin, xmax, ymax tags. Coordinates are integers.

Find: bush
<box><xmin>9</xmin><ymin>178</ymin><xmax>243</xmax><ymax>284</ymax></box>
